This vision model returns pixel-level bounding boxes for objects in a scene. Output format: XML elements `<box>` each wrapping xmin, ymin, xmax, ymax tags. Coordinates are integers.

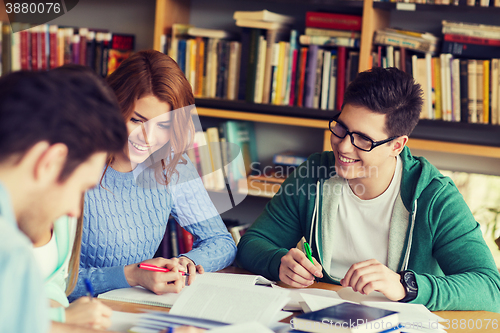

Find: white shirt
<box><xmin>33</xmin><ymin>231</ymin><xmax>59</xmax><ymax>280</ymax></box>
<box><xmin>330</xmin><ymin>155</ymin><xmax>402</xmax><ymax>279</ymax></box>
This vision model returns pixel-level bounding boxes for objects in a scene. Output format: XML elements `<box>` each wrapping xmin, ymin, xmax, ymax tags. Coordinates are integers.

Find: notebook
<box><xmin>292</xmin><ymin>302</ymin><xmax>399</xmax><ymax>333</ymax></box>
<box><xmin>97</xmin><ymin>272</ymin><xmax>274</xmax><ymax>308</ymax></box>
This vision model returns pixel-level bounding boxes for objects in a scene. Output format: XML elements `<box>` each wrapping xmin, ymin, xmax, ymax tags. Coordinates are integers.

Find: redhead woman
<box><xmin>69</xmin><ymin>50</ymin><xmax>237</xmax><ymax>300</ymax></box>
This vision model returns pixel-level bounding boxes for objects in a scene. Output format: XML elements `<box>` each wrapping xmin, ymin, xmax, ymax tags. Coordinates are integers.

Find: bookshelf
<box><xmin>149</xmin><ymin>0</ymin><xmax>500</xmax><ymax>173</ymax></box>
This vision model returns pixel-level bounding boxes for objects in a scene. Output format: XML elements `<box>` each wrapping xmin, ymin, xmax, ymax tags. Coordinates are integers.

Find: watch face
<box><xmin>404</xmin><ymin>272</ymin><xmax>418</xmax><ymax>291</ymax></box>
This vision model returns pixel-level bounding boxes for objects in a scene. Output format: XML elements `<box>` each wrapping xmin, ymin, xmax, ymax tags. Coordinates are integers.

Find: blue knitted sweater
<box><xmin>69</xmin><ymin>159</ymin><xmax>237</xmax><ymax>301</ymax></box>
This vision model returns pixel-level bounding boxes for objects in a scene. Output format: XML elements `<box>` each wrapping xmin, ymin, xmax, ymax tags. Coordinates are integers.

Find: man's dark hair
<box><xmin>342</xmin><ymin>67</ymin><xmax>423</xmax><ymax>137</ymax></box>
<box><xmin>0</xmin><ymin>68</ymin><xmax>128</xmax><ymax>181</ymax></box>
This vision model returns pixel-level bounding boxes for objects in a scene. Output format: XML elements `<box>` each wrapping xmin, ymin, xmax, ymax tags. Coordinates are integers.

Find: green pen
<box><xmin>304</xmin><ymin>242</ymin><xmax>314</xmax><ymax>264</ymax></box>
<box><xmin>303</xmin><ymin>241</ymin><xmax>317</xmax><ymax>283</ymax></box>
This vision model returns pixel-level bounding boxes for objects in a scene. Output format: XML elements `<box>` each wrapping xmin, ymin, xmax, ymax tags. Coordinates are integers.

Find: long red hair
<box><xmin>105</xmin><ymin>50</ymin><xmax>195</xmax><ymax>184</ymax></box>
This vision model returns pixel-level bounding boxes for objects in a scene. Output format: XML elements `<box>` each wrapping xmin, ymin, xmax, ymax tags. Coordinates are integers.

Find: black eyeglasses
<box><xmin>329</xmin><ymin>115</ymin><xmax>398</xmax><ymax>152</ymax></box>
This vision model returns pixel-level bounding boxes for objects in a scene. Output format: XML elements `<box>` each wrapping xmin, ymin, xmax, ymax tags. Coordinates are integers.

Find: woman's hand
<box><xmin>340</xmin><ymin>259</ymin><xmax>406</xmax><ymax>301</ymax></box>
<box><xmin>64</xmin><ymin>297</ymin><xmax>113</xmax><ymax>330</ymax></box>
<box><xmin>178</xmin><ymin>256</ymin><xmax>204</xmax><ymax>285</ymax></box>
<box><xmin>124</xmin><ymin>257</ymin><xmax>185</xmax><ymax>294</ymax></box>
<box><xmin>279</xmin><ymin>248</ymin><xmax>323</xmax><ymax>288</ymax></box>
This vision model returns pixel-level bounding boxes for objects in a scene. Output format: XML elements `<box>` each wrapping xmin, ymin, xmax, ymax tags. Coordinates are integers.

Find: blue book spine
<box><xmin>178</xmin><ymin>39</ymin><xmax>187</xmax><ymax>76</ymax></box>
<box><xmin>304</xmin><ymin>45</ymin><xmax>318</xmax><ymax>108</ymax></box>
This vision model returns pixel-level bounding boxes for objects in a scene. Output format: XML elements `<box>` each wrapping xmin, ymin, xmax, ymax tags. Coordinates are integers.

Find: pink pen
<box><xmin>138</xmin><ymin>263</ymin><xmax>189</xmax><ymax>276</ymax></box>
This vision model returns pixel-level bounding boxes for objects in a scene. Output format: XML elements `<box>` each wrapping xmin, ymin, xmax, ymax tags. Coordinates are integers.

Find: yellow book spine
<box><xmin>483</xmin><ymin>60</ymin><xmax>490</xmax><ymax>124</ymax></box>
<box><xmin>273</xmin><ymin>41</ymin><xmax>286</xmax><ymax>105</ymax></box>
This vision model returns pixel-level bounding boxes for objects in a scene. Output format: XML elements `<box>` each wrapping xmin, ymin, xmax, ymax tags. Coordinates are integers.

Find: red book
<box><xmin>49</xmin><ymin>25</ymin><xmax>58</xmax><ymax>69</ymax></box>
<box><xmin>336</xmin><ymin>46</ymin><xmax>347</xmax><ymax>111</ymax></box>
<box><xmin>306</xmin><ymin>12</ymin><xmax>362</xmax><ymax>31</ymax></box>
<box><xmin>377</xmin><ymin>45</ymin><xmax>382</xmax><ymax>68</ymax></box>
<box><xmin>444</xmin><ymin>33</ymin><xmax>500</xmax><ymax>47</ymax></box>
<box><xmin>40</xmin><ymin>25</ymin><xmax>48</xmax><ymax>70</ymax></box>
<box><xmin>79</xmin><ymin>28</ymin><xmax>88</xmax><ymax>66</ymax></box>
<box><xmin>20</xmin><ymin>29</ymin><xmax>30</xmax><ymax>71</ymax></box>
<box><xmin>31</xmin><ymin>26</ymin><xmax>39</xmax><ymax>71</ymax></box>
<box><xmin>297</xmin><ymin>47</ymin><xmax>308</xmax><ymax>107</ymax></box>
<box><xmin>289</xmin><ymin>48</ymin><xmax>298</xmax><ymax>106</ymax></box>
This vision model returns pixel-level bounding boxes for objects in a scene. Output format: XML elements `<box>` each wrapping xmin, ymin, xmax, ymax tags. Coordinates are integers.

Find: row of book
<box><xmin>161</xmin><ymin>10</ymin><xmax>362</xmax><ymax>111</ymax></box>
<box><xmin>155</xmin><ymin>218</ymin><xmax>194</xmax><ymax>259</ymax></box>
<box><xmin>0</xmin><ymin>22</ymin><xmax>135</xmax><ymax>77</ymax></box>
<box><xmin>377</xmin><ymin>46</ymin><xmax>500</xmax><ymax>125</ymax></box>
<box><xmin>374</xmin><ymin>0</ymin><xmax>500</xmax><ymax>6</ymax></box>
<box><xmin>188</xmin><ymin>121</ymin><xmax>258</xmax><ymax>192</ymax></box>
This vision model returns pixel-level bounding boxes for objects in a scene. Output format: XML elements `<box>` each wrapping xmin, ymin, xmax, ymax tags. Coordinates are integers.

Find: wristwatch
<box><xmin>398</xmin><ymin>270</ymin><xmax>418</xmax><ymax>302</ymax></box>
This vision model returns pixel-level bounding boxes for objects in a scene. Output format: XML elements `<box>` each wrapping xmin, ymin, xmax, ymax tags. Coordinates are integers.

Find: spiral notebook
<box><xmin>97</xmin><ymin>272</ymin><xmax>274</xmax><ymax>308</ymax></box>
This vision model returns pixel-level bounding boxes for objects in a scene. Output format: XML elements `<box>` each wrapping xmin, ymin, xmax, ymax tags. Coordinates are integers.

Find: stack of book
<box><xmin>2</xmin><ymin>22</ymin><xmax>134</xmax><ymax>77</ymax></box>
<box><xmin>163</xmin><ymin>24</ymin><xmax>241</xmax><ymax>100</ymax></box>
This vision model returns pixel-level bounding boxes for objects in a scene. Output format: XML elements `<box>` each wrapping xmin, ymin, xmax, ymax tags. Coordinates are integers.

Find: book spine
<box><xmin>299</xmin><ymin>35</ymin><xmax>359</xmax><ymax>48</ymax></box>
<box><xmin>63</xmin><ymin>28</ymin><xmax>73</xmax><ymax>65</ymax></box>
<box><xmin>491</xmin><ymin>59</ymin><xmax>499</xmax><ymax>125</ymax></box>
<box><xmin>177</xmin><ymin>39</ymin><xmax>187</xmax><ymax>75</ymax></box>
<box><xmin>2</xmin><ymin>24</ymin><xmax>11</xmax><ymax>75</ymax></box>
<box><xmin>477</xmin><ymin>60</ymin><xmax>484</xmax><ymax>123</ymax></box>
<box><xmin>328</xmin><ymin>54</ymin><xmax>337</xmax><ymax>111</ymax></box>
<box><xmin>176</xmin><ymin>223</ymin><xmax>185</xmax><ymax>254</ymax></box>
<box><xmin>442</xmin><ymin>41</ymin><xmax>500</xmax><ymax>58</ymax></box>
<box><xmin>459</xmin><ymin>59</ymin><xmax>468</xmax><ymax>123</ymax></box>
<box><xmin>452</xmin><ymin>58</ymin><xmax>461</xmax><ymax>122</ymax></box>
<box><xmin>425</xmin><ymin>53</ymin><xmax>433</xmax><ymax>119</ymax></box>
<box><xmin>305</xmin><ymin>12</ymin><xmax>362</xmax><ymax>31</ymax></box>
<box><xmin>320</xmin><ymin>50</ymin><xmax>331</xmax><ymax>110</ymax></box>
<box><xmin>274</xmin><ymin>41</ymin><xmax>286</xmax><ymax>104</ymax></box>
<box><xmin>262</xmin><ymin>29</ymin><xmax>277</xmax><ymax>104</ymax></box>
<box><xmin>31</xmin><ymin>26</ymin><xmax>39</xmax><ymax>71</ymax></box>
<box><xmin>304</xmin><ymin>28</ymin><xmax>361</xmax><ymax>39</ymax></box>
<box><xmin>79</xmin><ymin>28</ymin><xmax>88</xmax><ymax>66</ymax></box>
<box><xmin>279</xmin><ymin>42</ymin><xmax>290</xmax><ymax>105</ymax></box>
<box><xmin>254</xmin><ymin>36</ymin><xmax>267</xmax><ymax>103</ymax></box>
<box><xmin>20</xmin><ymin>28</ymin><xmax>30</xmax><ymax>71</ymax></box>
<box><xmin>222</xmin><ymin>42</ymin><xmax>231</xmax><ymax>100</ymax></box>
<box><xmin>72</xmin><ymin>34</ymin><xmax>80</xmax><ymax>65</ymax></box>
<box><xmin>297</xmin><ymin>47</ymin><xmax>308</xmax><ymax>107</ymax></box>
<box><xmin>483</xmin><ymin>60</ymin><xmax>490</xmax><ymax>124</ymax></box>
<box><xmin>85</xmin><ymin>30</ymin><xmax>95</xmax><ymax>69</ymax></box>
<box><xmin>40</xmin><ymin>25</ymin><xmax>48</xmax><ymax>71</ymax></box>
<box><xmin>57</xmin><ymin>28</ymin><xmax>65</xmax><ymax>67</ymax></box>
<box><xmin>433</xmin><ymin>57</ymin><xmax>442</xmax><ymax>120</ymax></box>
<box><xmin>227</xmin><ymin>41</ymin><xmax>241</xmax><ymax>101</ymax></box>
<box><xmin>374</xmin><ymin>32</ymin><xmax>434</xmax><ymax>53</ymax></box>
<box><xmin>169</xmin><ymin>221</ymin><xmax>179</xmax><ymax>257</ymax></box>
<box><xmin>444</xmin><ymin>33</ymin><xmax>500</xmax><ymax>47</ymax></box>
<box><xmin>284</xmin><ymin>30</ymin><xmax>297</xmax><ymax>105</ymax></box>
<box><xmin>468</xmin><ymin>60</ymin><xmax>478</xmax><ymax>123</ymax></box>
<box><xmin>102</xmin><ymin>33</ymin><xmax>112</xmax><ymax>77</ymax></box>
<box><xmin>270</xmin><ymin>43</ymin><xmax>280</xmax><ymax>105</ymax></box>
<box><xmin>336</xmin><ymin>46</ymin><xmax>346</xmax><ymax>111</ymax></box>
<box><xmin>245</xmin><ymin>29</ymin><xmax>261</xmax><ymax>103</ymax></box>
<box><xmin>445</xmin><ymin>54</ymin><xmax>453</xmax><ymax>122</ymax></box>
<box><xmin>442</xmin><ymin>26</ymin><xmax>500</xmax><ymax>41</ymax></box>
<box><xmin>238</xmin><ymin>28</ymin><xmax>252</xmax><ymax>101</ymax></box>
<box><xmin>313</xmin><ymin>49</ymin><xmax>323</xmax><ymax>109</ymax></box>
<box><xmin>289</xmin><ymin>48</ymin><xmax>298</xmax><ymax>106</ymax></box>
<box><xmin>304</xmin><ymin>45</ymin><xmax>318</xmax><ymax>108</ymax></box>
<box><xmin>189</xmin><ymin>39</ymin><xmax>197</xmax><ymax>92</ymax></box>
<box><xmin>195</xmin><ymin>37</ymin><xmax>205</xmax><ymax>97</ymax></box>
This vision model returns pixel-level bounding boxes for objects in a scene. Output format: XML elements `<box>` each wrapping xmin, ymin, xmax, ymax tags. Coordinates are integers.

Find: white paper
<box><xmin>271</xmin><ymin>311</ymin><xmax>293</xmax><ymax>323</ymax></box>
<box><xmin>169</xmin><ymin>281</ymin><xmax>290</xmax><ymax>325</ymax></box>
<box><xmin>210</xmin><ymin>322</ymin><xmax>275</xmax><ymax>333</ymax></box>
<box><xmin>299</xmin><ymin>293</ymin><xmax>350</xmax><ymax>313</ymax></box>
<box><xmin>337</xmin><ymin>287</ymin><xmax>391</xmax><ymax>303</ymax></box>
<box><xmin>98</xmin><ymin>273</ymin><xmax>274</xmax><ymax>308</ymax></box>
<box><xmin>108</xmin><ymin>311</ymin><xmax>144</xmax><ymax>332</ymax></box>
<box><xmin>271</xmin><ymin>284</ymin><xmax>342</xmax><ymax>311</ymax></box>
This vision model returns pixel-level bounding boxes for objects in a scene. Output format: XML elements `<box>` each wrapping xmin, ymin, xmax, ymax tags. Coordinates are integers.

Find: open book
<box><xmin>97</xmin><ymin>272</ymin><xmax>274</xmax><ymax>308</ymax></box>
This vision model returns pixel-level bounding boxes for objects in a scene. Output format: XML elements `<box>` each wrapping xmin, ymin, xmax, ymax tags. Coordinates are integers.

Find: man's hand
<box><xmin>124</xmin><ymin>257</ymin><xmax>185</xmax><ymax>294</ymax></box>
<box><xmin>65</xmin><ymin>297</ymin><xmax>113</xmax><ymax>330</ymax></box>
<box><xmin>178</xmin><ymin>256</ymin><xmax>204</xmax><ymax>285</ymax></box>
<box><xmin>279</xmin><ymin>248</ymin><xmax>323</xmax><ymax>288</ymax></box>
<box><xmin>340</xmin><ymin>259</ymin><xmax>406</xmax><ymax>301</ymax></box>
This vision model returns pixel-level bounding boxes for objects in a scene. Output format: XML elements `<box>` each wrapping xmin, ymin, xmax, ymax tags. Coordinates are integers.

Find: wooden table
<box><xmin>102</xmin><ymin>267</ymin><xmax>500</xmax><ymax>333</ymax></box>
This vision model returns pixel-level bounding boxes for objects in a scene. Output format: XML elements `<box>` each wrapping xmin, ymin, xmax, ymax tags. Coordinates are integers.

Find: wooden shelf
<box><xmin>407</xmin><ymin>139</ymin><xmax>500</xmax><ymax>159</ymax></box>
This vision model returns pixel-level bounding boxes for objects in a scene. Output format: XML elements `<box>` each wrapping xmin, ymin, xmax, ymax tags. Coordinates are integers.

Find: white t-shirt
<box><xmin>330</xmin><ymin>155</ymin><xmax>402</xmax><ymax>279</ymax></box>
<box><xmin>33</xmin><ymin>231</ymin><xmax>59</xmax><ymax>280</ymax></box>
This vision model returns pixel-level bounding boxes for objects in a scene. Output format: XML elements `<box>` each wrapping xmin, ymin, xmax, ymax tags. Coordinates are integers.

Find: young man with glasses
<box><xmin>237</xmin><ymin>67</ymin><xmax>500</xmax><ymax>312</ymax></box>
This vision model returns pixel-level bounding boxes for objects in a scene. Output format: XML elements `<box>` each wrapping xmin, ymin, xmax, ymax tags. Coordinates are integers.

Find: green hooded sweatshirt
<box><xmin>237</xmin><ymin>147</ymin><xmax>500</xmax><ymax>312</ymax></box>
